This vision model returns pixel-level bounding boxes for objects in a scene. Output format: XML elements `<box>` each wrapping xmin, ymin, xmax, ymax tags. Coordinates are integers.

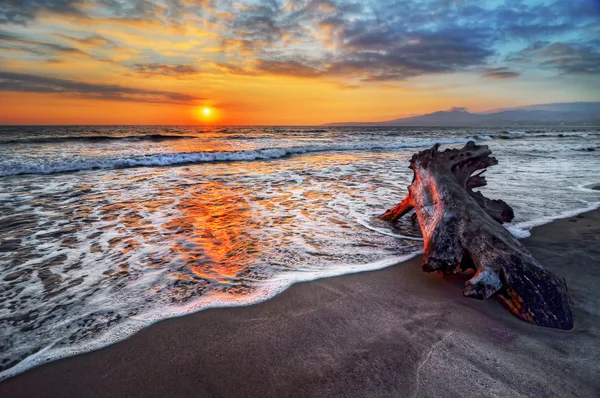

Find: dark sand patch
<box><xmin>1</xmin><ymin>211</ymin><xmax>600</xmax><ymax>397</ymax></box>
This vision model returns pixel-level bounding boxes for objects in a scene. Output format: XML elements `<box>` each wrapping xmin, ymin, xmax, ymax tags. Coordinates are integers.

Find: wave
<box><xmin>0</xmin><ymin>134</ymin><xmax>196</xmax><ymax>145</ymax></box>
<box><xmin>0</xmin><ymin>137</ymin><xmax>489</xmax><ymax>177</ymax></box>
<box><xmin>470</xmin><ymin>135</ymin><xmax>493</xmax><ymax>141</ymax></box>
<box><xmin>0</xmin><ymin>252</ymin><xmax>418</xmax><ymax>382</ymax></box>
<box><xmin>496</xmin><ymin>133</ymin><xmax>526</xmax><ymax>140</ymax></box>
<box><xmin>289</xmin><ymin>129</ymin><xmax>329</xmax><ymax>133</ymax></box>
<box><xmin>506</xmin><ymin>201</ymin><xmax>600</xmax><ymax>238</ymax></box>
<box><xmin>495</xmin><ymin>131</ymin><xmax>600</xmax><ymax>140</ymax></box>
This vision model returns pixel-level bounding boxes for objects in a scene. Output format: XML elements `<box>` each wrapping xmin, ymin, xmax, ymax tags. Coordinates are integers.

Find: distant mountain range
<box><xmin>324</xmin><ymin>102</ymin><xmax>600</xmax><ymax>126</ymax></box>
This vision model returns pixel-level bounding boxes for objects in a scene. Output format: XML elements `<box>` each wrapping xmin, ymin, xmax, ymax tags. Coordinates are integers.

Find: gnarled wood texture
<box><xmin>381</xmin><ymin>141</ymin><xmax>573</xmax><ymax>330</ymax></box>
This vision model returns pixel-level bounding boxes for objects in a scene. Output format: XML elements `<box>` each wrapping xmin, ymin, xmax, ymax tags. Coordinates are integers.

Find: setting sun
<box><xmin>194</xmin><ymin>106</ymin><xmax>219</xmax><ymax>123</ymax></box>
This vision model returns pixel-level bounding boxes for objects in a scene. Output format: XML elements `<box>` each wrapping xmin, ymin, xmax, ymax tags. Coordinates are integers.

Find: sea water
<box><xmin>0</xmin><ymin>125</ymin><xmax>599</xmax><ymax>379</ymax></box>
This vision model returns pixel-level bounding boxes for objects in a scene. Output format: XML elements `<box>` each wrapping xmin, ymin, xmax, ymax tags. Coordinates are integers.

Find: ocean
<box><xmin>1</xmin><ymin>125</ymin><xmax>599</xmax><ymax>380</ymax></box>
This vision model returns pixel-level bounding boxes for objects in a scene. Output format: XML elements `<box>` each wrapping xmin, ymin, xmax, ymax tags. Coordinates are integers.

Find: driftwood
<box><xmin>381</xmin><ymin>141</ymin><xmax>573</xmax><ymax>330</ymax></box>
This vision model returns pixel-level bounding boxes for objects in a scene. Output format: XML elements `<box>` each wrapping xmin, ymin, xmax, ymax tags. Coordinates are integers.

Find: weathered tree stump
<box><xmin>381</xmin><ymin>141</ymin><xmax>573</xmax><ymax>330</ymax></box>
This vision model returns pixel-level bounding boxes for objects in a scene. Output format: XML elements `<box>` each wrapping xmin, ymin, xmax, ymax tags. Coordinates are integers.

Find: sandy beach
<box><xmin>1</xmin><ymin>209</ymin><xmax>599</xmax><ymax>397</ymax></box>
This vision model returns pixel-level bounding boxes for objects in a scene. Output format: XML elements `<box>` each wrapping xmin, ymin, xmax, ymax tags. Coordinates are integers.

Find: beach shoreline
<box><xmin>1</xmin><ymin>209</ymin><xmax>600</xmax><ymax>397</ymax></box>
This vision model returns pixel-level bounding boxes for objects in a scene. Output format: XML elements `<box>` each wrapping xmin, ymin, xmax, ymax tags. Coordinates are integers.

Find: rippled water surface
<box><xmin>1</xmin><ymin>125</ymin><xmax>599</xmax><ymax>379</ymax></box>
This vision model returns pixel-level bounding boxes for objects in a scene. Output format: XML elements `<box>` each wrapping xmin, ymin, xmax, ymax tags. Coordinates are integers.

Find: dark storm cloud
<box><xmin>0</xmin><ymin>71</ymin><xmax>199</xmax><ymax>103</ymax></box>
<box><xmin>131</xmin><ymin>63</ymin><xmax>199</xmax><ymax>77</ymax></box>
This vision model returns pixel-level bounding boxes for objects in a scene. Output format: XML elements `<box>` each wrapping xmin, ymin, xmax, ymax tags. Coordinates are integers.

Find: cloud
<box><xmin>0</xmin><ymin>30</ymin><xmax>86</xmax><ymax>55</ymax></box>
<box><xmin>509</xmin><ymin>40</ymin><xmax>600</xmax><ymax>75</ymax></box>
<box><xmin>213</xmin><ymin>62</ymin><xmax>257</xmax><ymax>76</ymax></box>
<box><xmin>130</xmin><ymin>63</ymin><xmax>199</xmax><ymax>77</ymax></box>
<box><xmin>0</xmin><ymin>0</ymin><xmax>82</xmax><ymax>24</ymax></box>
<box><xmin>225</xmin><ymin>0</ymin><xmax>599</xmax><ymax>82</ymax></box>
<box><xmin>0</xmin><ymin>44</ymin><xmax>47</xmax><ymax>56</ymax></box>
<box><xmin>255</xmin><ymin>58</ymin><xmax>324</xmax><ymax>77</ymax></box>
<box><xmin>0</xmin><ymin>71</ymin><xmax>199</xmax><ymax>103</ymax></box>
<box><xmin>340</xmin><ymin>27</ymin><xmax>495</xmax><ymax>81</ymax></box>
<box><xmin>1</xmin><ymin>0</ymin><xmax>599</xmax><ymax>87</ymax></box>
<box><xmin>229</xmin><ymin>2</ymin><xmax>300</xmax><ymax>45</ymax></box>
<box><xmin>205</xmin><ymin>38</ymin><xmax>261</xmax><ymax>56</ymax></box>
<box><xmin>481</xmin><ymin>67</ymin><xmax>520</xmax><ymax>79</ymax></box>
<box><xmin>225</xmin><ymin>26</ymin><xmax>495</xmax><ymax>82</ymax></box>
<box><xmin>210</xmin><ymin>1</ymin><xmax>499</xmax><ymax>81</ymax></box>
<box><xmin>538</xmin><ymin>42</ymin><xmax>600</xmax><ymax>74</ymax></box>
<box><xmin>0</xmin><ymin>0</ymin><xmax>216</xmax><ymax>25</ymax></box>
<box><xmin>496</xmin><ymin>1</ymin><xmax>600</xmax><ymax>40</ymax></box>
<box><xmin>53</xmin><ymin>33</ymin><xmax>115</xmax><ymax>48</ymax></box>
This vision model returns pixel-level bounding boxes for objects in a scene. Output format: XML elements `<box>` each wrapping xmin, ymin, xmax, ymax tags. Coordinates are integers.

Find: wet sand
<box><xmin>1</xmin><ymin>210</ymin><xmax>600</xmax><ymax>397</ymax></box>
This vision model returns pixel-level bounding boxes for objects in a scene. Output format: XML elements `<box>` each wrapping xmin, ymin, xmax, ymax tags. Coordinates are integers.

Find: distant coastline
<box><xmin>325</xmin><ymin>101</ymin><xmax>600</xmax><ymax>127</ymax></box>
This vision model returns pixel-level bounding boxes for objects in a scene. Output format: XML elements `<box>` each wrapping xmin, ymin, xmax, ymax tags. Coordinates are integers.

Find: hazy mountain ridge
<box><xmin>325</xmin><ymin>102</ymin><xmax>600</xmax><ymax>126</ymax></box>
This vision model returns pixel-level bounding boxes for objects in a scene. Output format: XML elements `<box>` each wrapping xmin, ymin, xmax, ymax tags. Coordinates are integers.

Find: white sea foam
<box><xmin>0</xmin><ymin>253</ymin><xmax>420</xmax><ymax>382</ymax></box>
<box><xmin>356</xmin><ymin>217</ymin><xmax>424</xmax><ymax>241</ymax></box>
<box><xmin>0</xmin><ymin>137</ymin><xmax>487</xmax><ymax>177</ymax></box>
<box><xmin>474</xmin><ymin>135</ymin><xmax>493</xmax><ymax>141</ymax></box>
<box><xmin>507</xmin><ymin>201</ymin><xmax>600</xmax><ymax>238</ymax></box>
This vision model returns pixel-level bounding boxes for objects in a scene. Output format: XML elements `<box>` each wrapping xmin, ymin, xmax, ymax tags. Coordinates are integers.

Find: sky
<box><xmin>0</xmin><ymin>0</ymin><xmax>599</xmax><ymax>125</ymax></box>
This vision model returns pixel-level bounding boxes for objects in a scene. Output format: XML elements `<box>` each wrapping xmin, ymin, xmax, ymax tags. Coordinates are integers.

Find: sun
<box><xmin>194</xmin><ymin>106</ymin><xmax>219</xmax><ymax>123</ymax></box>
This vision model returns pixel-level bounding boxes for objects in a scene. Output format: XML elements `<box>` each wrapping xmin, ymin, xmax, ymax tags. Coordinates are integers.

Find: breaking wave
<box><xmin>0</xmin><ymin>137</ymin><xmax>488</xmax><ymax>177</ymax></box>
